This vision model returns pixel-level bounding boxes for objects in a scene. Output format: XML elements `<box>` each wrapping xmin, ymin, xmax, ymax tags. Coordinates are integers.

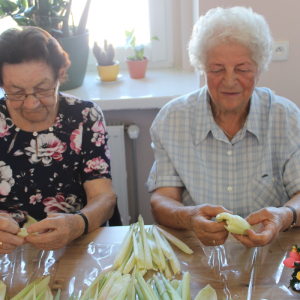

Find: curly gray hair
<box><xmin>188</xmin><ymin>6</ymin><xmax>273</xmax><ymax>74</ymax></box>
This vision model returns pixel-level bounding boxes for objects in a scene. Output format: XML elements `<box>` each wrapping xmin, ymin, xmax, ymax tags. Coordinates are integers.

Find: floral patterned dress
<box><xmin>0</xmin><ymin>93</ymin><xmax>111</xmax><ymax>224</ymax></box>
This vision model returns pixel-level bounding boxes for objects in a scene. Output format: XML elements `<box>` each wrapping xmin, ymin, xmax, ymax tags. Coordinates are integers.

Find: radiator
<box><xmin>106</xmin><ymin>124</ymin><xmax>130</xmax><ymax>225</ymax></box>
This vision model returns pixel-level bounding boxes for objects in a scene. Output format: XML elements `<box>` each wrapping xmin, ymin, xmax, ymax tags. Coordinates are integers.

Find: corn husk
<box><xmin>54</xmin><ymin>289</ymin><xmax>61</xmax><ymax>300</ymax></box>
<box><xmin>181</xmin><ymin>272</ymin><xmax>191</xmax><ymax>300</ymax></box>
<box><xmin>17</xmin><ymin>215</ymin><xmax>38</xmax><ymax>237</ymax></box>
<box><xmin>106</xmin><ymin>274</ymin><xmax>130</xmax><ymax>300</ymax></box>
<box><xmin>0</xmin><ymin>281</ymin><xmax>6</xmax><ymax>300</ymax></box>
<box><xmin>114</xmin><ymin>225</ymin><xmax>134</xmax><ymax>267</ymax></box>
<box><xmin>138</xmin><ymin>215</ymin><xmax>153</xmax><ymax>270</ymax></box>
<box><xmin>160</xmin><ymin>235</ymin><xmax>181</xmax><ymax>275</ymax></box>
<box><xmin>194</xmin><ymin>284</ymin><xmax>217</xmax><ymax>300</ymax></box>
<box><xmin>98</xmin><ymin>271</ymin><xmax>122</xmax><ymax>300</ymax></box>
<box><xmin>117</xmin><ymin>245</ymin><xmax>133</xmax><ymax>273</ymax></box>
<box><xmin>80</xmin><ymin>266</ymin><xmax>114</xmax><ymax>300</ymax></box>
<box><xmin>146</xmin><ymin>231</ymin><xmax>161</xmax><ymax>268</ymax></box>
<box><xmin>155</xmin><ymin>227</ymin><xmax>193</xmax><ymax>254</ymax></box>
<box><xmin>123</xmin><ymin>251</ymin><xmax>136</xmax><ymax>274</ymax></box>
<box><xmin>126</xmin><ymin>275</ymin><xmax>136</xmax><ymax>300</ymax></box>
<box><xmin>216</xmin><ymin>212</ymin><xmax>251</xmax><ymax>235</ymax></box>
<box><xmin>135</xmin><ymin>272</ymin><xmax>155</xmax><ymax>300</ymax></box>
<box><xmin>23</xmin><ymin>276</ymin><xmax>50</xmax><ymax>300</ymax></box>
<box><xmin>160</xmin><ymin>274</ymin><xmax>181</xmax><ymax>300</ymax></box>
<box><xmin>152</xmin><ymin>227</ymin><xmax>166</xmax><ymax>271</ymax></box>
<box><xmin>153</xmin><ymin>275</ymin><xmax>170</xmax><ymax>300</ymax></box>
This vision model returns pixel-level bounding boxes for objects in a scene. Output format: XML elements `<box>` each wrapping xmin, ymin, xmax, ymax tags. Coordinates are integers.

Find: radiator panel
<box><xmin>106</xmin><ymin>125</ymin><xmax>130</xmax><ymax>225</ymax></box>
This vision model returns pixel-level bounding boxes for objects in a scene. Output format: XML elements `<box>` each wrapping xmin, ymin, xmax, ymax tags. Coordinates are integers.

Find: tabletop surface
<box><xmin>1</xmin><ymin>225</ymin><xmax>300</xmax><ymax>300</ymax></box>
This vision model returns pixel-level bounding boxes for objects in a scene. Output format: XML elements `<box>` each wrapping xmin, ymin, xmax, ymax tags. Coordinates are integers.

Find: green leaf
<box><xmin>131</xmin><ymin>36</ymin><xmax>136</xmax><ymax>48</ymax></box>
<box><xmin>12</xmin><ymin>15</ymin><xmax>30</xmax><ymax>26</ymax></box>
<box><xmin>134</xmin><ymin>45</ymin><xmax>144</xmax><ymax>60</ymax></box>
<box><xmin>0</xmin><ymin>0</ymin><xmax>18</xmax><ymax>13</ymax></box>
<box><xmin>125</xmin><ymin>29</ymin><xmax>133</xmax><ymax>38</ymax></box>
<box><xmin>151</xmin><ymin>36</ymin><xmax>159</xmax><ymax>41</ymax></box>
<box><xmin>125</xmin><ymin>35</ymin><xmax>134</xmax><ymax>49</ymax></box>
<box><xmin>24</xmin><ymin>5</ymin><xmax>35</xmax><ymax>17</ymax></box>
<box><xmin>19</xmin><ymin>0</ymin><xmax>27</xmax><ymax>9</ymax></box>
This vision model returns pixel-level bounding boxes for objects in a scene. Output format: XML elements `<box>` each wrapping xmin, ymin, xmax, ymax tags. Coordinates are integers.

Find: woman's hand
<box><xmin>231</xmin><ymin>207</ymin><xmax>292</xmax><ymax>247</ymax></box>
<box><xmin>0</xmin><ymin>213</ymin><xmax>26</xmax><ymax>254</ymax></box>
<box><xmin>25</xmin><ymin>213</ymin><xmax>84</xmax><ymax>251</ymax></box>
<box><xmin>192</xmin><ymin>204</ymin><xmax>232</xmax><ymax>246</ymax></box>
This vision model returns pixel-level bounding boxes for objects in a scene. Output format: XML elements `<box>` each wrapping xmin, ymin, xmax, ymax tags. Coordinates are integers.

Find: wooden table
<box><xmin>1</xmin><ymin>226</ymin><xmax>300</xmax><ymax>299</ymax></box>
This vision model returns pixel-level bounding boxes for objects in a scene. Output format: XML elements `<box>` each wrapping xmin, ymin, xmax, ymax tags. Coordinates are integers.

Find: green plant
<box><xmin>125</xmin><ymin>28</ymin><xmax>158</xmax><ymax>61</ymax></box>
<box><xmin>0</xmin><ymin>0</ymin><xmax>91</xmax><ymax>38</ymax></box>
<box><xmin>93</xmin><ymin>39</ymin><xmax>116</xmax><ymax>66</ymax></box>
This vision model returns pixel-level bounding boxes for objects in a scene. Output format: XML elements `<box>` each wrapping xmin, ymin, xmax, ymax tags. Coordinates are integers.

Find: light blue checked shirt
<box><xmin>146</xmin><ymin>86</ymin><xmax>300</xmax><ymax>218</ymax></box>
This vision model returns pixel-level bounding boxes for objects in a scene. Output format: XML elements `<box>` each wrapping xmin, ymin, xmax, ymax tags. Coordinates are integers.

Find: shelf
<box><xmin>61</xmin><ymin>68</ymin><xmax>200</xmax><ymax>111</ymax></box>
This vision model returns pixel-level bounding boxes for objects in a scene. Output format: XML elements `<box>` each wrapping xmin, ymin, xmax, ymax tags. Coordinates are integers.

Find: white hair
<box><xmin>188</xmin><ymin>6</ymin><xmax>273</xmax><ymax>74</ymax></box>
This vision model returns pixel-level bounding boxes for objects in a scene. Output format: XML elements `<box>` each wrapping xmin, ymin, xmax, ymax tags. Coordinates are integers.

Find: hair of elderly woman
<box><xmin>0</xmin><ymin>26</ymin><xmax>71</xmax><ymax>86</ymax></box>
<box><xmin>188</xmin><ymin>6</ymin><xmax>273</xmax><ymax>74</ymax></box>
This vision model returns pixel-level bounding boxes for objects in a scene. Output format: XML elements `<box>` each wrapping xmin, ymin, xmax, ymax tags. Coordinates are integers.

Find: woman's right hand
<box><xmin>191</xmin><ymin>204</ymin><xmax>232</xmax><ymax>246</ymax></box>
<box><xmin>0</xmin><ymin>213</ymin><xmax>26</xmax><ymax>254</ymax></box>
<box><xmin>151</xmin><ymin>187</ymin><xmax>232</xmax><ymax>246</ymax></box>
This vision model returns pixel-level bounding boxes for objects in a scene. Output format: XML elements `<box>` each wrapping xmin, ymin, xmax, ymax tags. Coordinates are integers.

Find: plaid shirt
<box><xmin>146</xmin><ymin>87</ymin><xmax>300</xmax><ymax>218</ymax></box>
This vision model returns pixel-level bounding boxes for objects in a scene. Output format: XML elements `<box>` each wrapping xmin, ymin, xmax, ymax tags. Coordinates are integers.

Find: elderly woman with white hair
<box><xmin>146</xmin><ymin>6</ymin><xmax>300</xmax><ymax>248</ymax></box>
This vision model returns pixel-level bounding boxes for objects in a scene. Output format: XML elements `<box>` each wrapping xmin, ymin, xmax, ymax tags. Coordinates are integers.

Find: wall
<box><xmin>104</xmin><ymin>109</ymin><xmax>159</xmax><ymax>225</ymax></box>
<box><xmin>198</xmin><ymin>0</ymin><xmax>300</xmax><ymax>106</ymax></box>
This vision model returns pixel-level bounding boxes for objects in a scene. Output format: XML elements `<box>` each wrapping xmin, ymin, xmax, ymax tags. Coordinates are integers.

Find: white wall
<box><xmin>198</xmin><ymin>0</ymin><xmax>300</xmax><ymax>106</ymax></box>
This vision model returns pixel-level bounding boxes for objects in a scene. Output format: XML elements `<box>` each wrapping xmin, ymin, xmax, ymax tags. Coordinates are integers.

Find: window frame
<box><xmin>86</xmin><ymin>0</ymin><xmax>173</xmax><ymax>70</ymax></box>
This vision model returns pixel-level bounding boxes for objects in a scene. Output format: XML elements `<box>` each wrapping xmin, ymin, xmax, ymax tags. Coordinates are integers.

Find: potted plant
<box><xmin>93</xmin><ymin>39</ymin><xmax>119</xmax><ymax>82</ymax></box>
<box><xmin>0</xmin><ymin>0</ymin><xmax>92</xmax><ymax>91</ymax></box>
<box><xmin>125</xmin><ymin>29</ymin><xmax>158</xmax><ymax>79</ymax></box>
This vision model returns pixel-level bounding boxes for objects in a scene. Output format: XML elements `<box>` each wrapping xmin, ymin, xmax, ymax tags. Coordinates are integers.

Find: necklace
<box><xmin>7</xmin><ymin>126</ymin><xmax>54</xmax><ymax>154</ymax></box>
<box><xmin>218</xmin><ymin>121</ymin><xmax>246</xmax><ymax>138</ymax></box>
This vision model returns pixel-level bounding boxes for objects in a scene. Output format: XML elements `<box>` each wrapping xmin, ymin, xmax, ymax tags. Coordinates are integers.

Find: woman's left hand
<box><xmin>25</xmin><ymin>213</ymin><xmax>83</xmax><ymax>251</ymax></box>
<box><xmin>231</xmin><ymin>207</ymin><xmax>291</xmax><ymax>248</ymax></box>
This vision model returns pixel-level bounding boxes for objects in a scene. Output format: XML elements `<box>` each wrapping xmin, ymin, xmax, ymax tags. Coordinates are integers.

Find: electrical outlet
<box><xmin>272</xmin><ymin>41</ymin><xmax>289</xmax><ymax>61</ymax></box>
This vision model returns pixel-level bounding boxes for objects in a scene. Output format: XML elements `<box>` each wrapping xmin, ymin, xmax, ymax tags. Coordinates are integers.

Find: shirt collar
<box><xmin>194</xmin><ymin>86</ymin><xmax>261</xmax><ymax>145</ymax></box>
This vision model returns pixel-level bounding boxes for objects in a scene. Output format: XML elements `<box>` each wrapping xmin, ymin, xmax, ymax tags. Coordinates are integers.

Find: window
<box><xmin>72</xmin><ymin>0</ymin><xmax>173</xmax><ymax>68</ymax></box>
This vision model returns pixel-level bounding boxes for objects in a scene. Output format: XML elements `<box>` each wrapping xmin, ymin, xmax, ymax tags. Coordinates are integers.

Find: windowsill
<box><xmin>62</xmin><ymin>68</ymin><xmax>200</xmax><ymax>111</ymax></box>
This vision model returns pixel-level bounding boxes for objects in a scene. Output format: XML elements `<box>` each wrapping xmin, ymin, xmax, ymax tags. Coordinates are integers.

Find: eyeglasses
<box><xmin>3</xmin><ymin>86</ymin><xmax>57</xmax><ymax>102</ymax></box>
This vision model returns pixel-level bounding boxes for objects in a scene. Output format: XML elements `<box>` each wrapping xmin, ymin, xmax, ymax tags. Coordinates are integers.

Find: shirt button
<box><xmin>227</xmin><ymin>150</ymin><xmax>232</xmax><ymax>155</ymax></box>
<box><xmin>227</xmin><ymin>187</ymin><xmax>233</xmax><ymax>192</ymax></box>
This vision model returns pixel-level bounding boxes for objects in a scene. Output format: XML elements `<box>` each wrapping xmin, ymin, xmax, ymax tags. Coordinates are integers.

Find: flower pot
<box><xmin>58</xmin><ymin>30</ymin><xmax>89</xmax><ymax>91</ymax></box>
<box><xmin>97</xmin><ymin>61</ymin><xmax>119</xmax><ymax>82</ymax></box>
<box><xmin>125</xmin><ymin>56</ymin><xmax>149</xmax><ymax>79</ymax></box>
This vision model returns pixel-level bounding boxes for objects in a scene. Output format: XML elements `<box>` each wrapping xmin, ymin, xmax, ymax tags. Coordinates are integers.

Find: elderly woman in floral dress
<box><xmin>0</xmin><ymin>27</ymin><xmax>116</xmax><ymax>254</ymax></box>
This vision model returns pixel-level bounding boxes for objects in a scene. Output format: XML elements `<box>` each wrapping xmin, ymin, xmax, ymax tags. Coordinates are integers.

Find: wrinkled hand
<box><xmin>0</xmin><ymin>213</ymin><xmax>26</xmax><ymax>254</ymax></box>
<box><xmin>232</xmin><ymin>207</ymin><xmax>284</xmax><ymax>247</ymax></box>
<box><xmin>192</xmin><ymin>204</ymin><xmax>232</xmax><ymax>246</ymax></box>
<box><xmin>25</xmin><ymin>213</ymin><xmax>83</xmax><ymax>251</ymax></box>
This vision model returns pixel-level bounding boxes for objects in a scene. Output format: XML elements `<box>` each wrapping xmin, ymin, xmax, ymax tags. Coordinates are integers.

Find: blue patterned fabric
<box><xmin>146</xmin><ymin>86</ymin><xmax>300</xmax><ymax>217</ymax></box>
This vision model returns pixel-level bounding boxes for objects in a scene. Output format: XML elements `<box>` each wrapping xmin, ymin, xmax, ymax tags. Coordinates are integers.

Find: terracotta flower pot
<box><xmin>97</xmin><ymin>61</ymin><xmax>119</xmax><ymax>82</ymax></box>
<box><xmin>125</xmin><ymin>56</ymin><xmax>149</xmax><ymax>79</ymax></box>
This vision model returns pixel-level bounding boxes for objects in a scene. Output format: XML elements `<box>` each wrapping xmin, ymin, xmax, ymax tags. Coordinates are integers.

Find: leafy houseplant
<box><xmin>125</xmin><ymin>28</ymin><xmax>158</xmax><ymax>79</ymax></box>
<box><xmin>93</xmin><ymin>40</ymin><xmax>119</xmax><ymax>82</ymax></box>
<box><xmin>0</xmin><ymin>0</ymin><xmax>92</xmax><ymax>90</ymax></box>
